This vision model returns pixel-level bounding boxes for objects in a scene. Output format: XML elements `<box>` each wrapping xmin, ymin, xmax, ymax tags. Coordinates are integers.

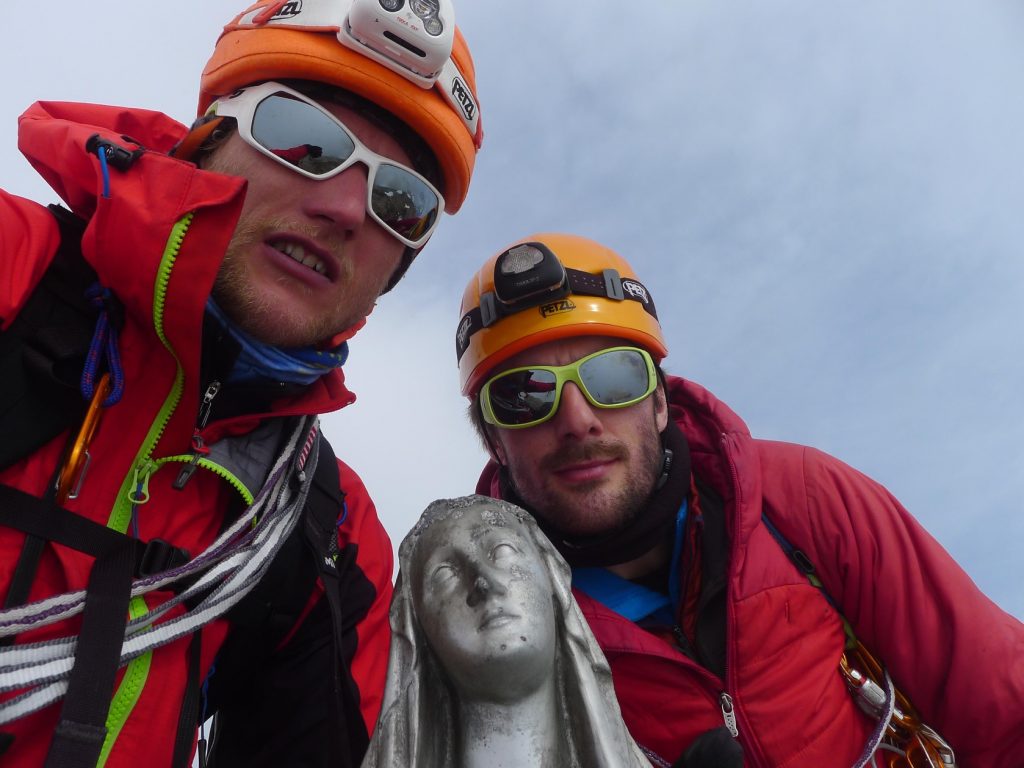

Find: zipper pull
<box><xmin>129</xmin><ymin>459</ymin><xmax>159</xmax><ymax>505</ymax></box>
<box><xmin>197</xmin><ymin>381</ymin><xmax>221</xmax><ymax>428</ymax></box>
<box><xmin>173</xmin><ymin>432</ymin><xmax>211</xmax><ymax>490</ymax></box>
<box><xmin>173</xmin><ymin>381</ymin><xmax>221</xmax><ymax>491</ymax></box>
<box><xmin>672</xmin><ymin>624</ymin><xmax>697</xmax><ymax>660</ymax></box>
<box><xmin>719</xmin><ymin>692</ymin><xmax>739</xmax><ymax>738</ymax></box>
<box><xmin>173</xmin><ymin>451</ymin><xmax>203</xmax><ymax>490</ymax></box>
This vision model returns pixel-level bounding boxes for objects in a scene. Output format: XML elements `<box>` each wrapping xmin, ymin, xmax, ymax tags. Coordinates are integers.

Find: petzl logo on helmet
<box><xmin>456</xmin><ymin>315</ymin><xmax>473</xmax><ymax>354</ymax></box>
<box><xmin>451</xmin><ymin>77</ymin><xmax>476</xmax><ymax>121</ymax></box>
<box><xmin>539</xmin><ymin>299</ymin><xmax>576</xmax><ymax>318</ymax></box>
<box><xmin>271</xmin><ymin>0</ymin><xmax>303</xmax><ymax>20</ymax></box>
<box><xmin>621</xmin><ymin>279</ymin><xmax>649</xmax><ymax>304</ymax></box>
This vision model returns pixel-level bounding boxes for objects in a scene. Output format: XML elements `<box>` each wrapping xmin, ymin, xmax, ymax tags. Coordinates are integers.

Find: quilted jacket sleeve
<box><xmin>779</xmin><ymin>445</ymin><xmax>1024</xmax><ymax>768</ymax></box>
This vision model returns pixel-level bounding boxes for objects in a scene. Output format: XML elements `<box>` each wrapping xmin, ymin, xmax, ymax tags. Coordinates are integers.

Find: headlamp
<box><xmin>343</xmin><ymin>0</ymin><xmax>455</xmax><ymax>83</ymax></box>
<box><xmin>480</xmin><ymin>242</ymin><xmax>570</xmax><ymax>327</ymax></box>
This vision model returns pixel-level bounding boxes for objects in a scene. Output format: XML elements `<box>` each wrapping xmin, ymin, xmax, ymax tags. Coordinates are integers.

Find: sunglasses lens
<box><xmin>251</xmin><ymin>94</ymin><xmax>356</xmax><ymax>175</ymax></box>
<box><xmin>370</xmin><ymin>164</ymin><xmax>441</xmax><ymax>244</ymax></box>
<box><xmin>579</xmin><ymin>349</ymin><xmax>652</xmax><ymax>405</ymax></box>
<box><xmin>488</xmin><ymin>369</ymin><xmax>558</xmax><ymax>426</ymax></box>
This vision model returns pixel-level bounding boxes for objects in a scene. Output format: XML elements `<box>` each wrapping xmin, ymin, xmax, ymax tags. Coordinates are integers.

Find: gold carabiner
<box><xmin>840</xmin><ymin>646</ymin><xmax>957</xmax><ymax>768</ymax></box>
<box><xmin>56</xmin><ymin>373</ymin><xmax>111</xmax><ymax>504</ymax></box>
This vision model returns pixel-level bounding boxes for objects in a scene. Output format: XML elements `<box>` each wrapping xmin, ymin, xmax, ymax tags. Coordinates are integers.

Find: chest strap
<box><xmin>0</xmin><ymin>416</ymin><xmax>321</xmax><ymax>761</ymax></box>
<box><xmin>0</xmin><ymin>484</ymin><xmax>190</xmax><ymax>765</ymax></box>
<box><xmin>0</xmin><ymin>485</ymin><xmax>189</xmax><ymax>578</ymax></box>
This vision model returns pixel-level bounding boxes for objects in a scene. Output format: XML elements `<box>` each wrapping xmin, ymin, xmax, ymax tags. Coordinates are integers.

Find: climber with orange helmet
<box><xmin>0</xmin><ymin>1</ymin><xmax>481</xmax><ymax>766</ymax></box>
<box><xmin>456</xmin><ymin>234</ymin><xmax>1024</xmax><ymax>768</ymax></box>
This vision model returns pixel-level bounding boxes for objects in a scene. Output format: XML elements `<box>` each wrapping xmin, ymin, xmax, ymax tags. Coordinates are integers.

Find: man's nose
<box><xmin>301</xmin><ymin>163</ymin><xmax>370</xmax><ymax>228</ymax></box>
<box><xmin>553</xmin><ymin>382</ymin><xmax>603</xmax><ymax>439</ymax></box>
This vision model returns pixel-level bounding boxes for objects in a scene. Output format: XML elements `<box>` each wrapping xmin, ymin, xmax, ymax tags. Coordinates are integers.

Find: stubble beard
<box><xmin>212</xmin><ymin>216</ymin><xmax>376</xmax><ymax>347</ymax></box>
<box><xmin>505</xmin><ymin>418</ymin><xmax>665</xmax><ymax>538</ymax></box>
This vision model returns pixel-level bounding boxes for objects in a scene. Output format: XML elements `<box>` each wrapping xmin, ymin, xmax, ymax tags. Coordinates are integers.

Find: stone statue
<box><xmin>362</xmin><ymin>495</ymin><xmax>651</xmax><ymax>768</ymax></box>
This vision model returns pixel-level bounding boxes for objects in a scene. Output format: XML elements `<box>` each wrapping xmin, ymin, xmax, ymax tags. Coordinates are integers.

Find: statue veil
<box><xmin>361</xmin><ymin>495</ymin><xmax>650</xmax><ymax>768</ymax></box>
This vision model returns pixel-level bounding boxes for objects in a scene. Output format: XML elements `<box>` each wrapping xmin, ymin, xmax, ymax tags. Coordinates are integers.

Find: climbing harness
<box><xmin>0</xmin><ymin>415</ymin><xmax>322</xmax><ymax>728</ymax></box>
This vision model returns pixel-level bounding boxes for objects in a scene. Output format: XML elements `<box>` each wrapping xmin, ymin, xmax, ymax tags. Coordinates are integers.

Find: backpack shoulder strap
<box><xmin>760</xmin><ymin>508</ymin><xmax>857</xmax><ymax>646</ymax></box>
<box><xmin>0</xmin><ymin>204</ymin><xmax>97</xmax><ymax>471</ymax></box>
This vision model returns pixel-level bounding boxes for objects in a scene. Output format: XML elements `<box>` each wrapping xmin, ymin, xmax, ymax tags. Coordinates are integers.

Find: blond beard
<box><xmin>212</xmin><ymin>214</ymin><xmax>380</xmax><ymax>347</ymax></box>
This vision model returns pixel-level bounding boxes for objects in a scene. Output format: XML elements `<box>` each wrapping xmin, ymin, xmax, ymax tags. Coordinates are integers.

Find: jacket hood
<box><xmin>16</xmin><ymin>101</ymin><xmax>358</xmax><ymax>448</ymax></box>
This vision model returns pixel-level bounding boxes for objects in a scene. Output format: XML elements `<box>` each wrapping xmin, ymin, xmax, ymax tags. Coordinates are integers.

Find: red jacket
<box><xmin>0</xmin><ymin>101</ymin><xmax>393</xmax><ymax>766</ymax></box>
<box><xmin>478</xmin><ymin>375</ymin><xmax>1024</xmax><ymax>767</ymax></box>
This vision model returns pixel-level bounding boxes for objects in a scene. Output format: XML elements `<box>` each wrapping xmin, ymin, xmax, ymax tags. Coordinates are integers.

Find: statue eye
<box><xmin>490</xmin><ymin>542</ymin><xmax>519</xmax><ymax>561</ymax></box>
<box><xmin>430</xmin><ymin>563</ymin><xmax>458</xmax><ymax>585</ymax></box>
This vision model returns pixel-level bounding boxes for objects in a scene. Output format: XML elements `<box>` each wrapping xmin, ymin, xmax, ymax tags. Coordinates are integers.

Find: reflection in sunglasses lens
<box><xmin>490</xmin><ymin>370</ymin><xmax>557</xmax><ymax>425</ymax></box>
<box><xmin>252</xmin><ymin>95</ymin><xmax>355</xmax><ymax>174</ymax></box>
<box><xmin>581</xmin><ymin>350</ymin><xmax>649</xmax><ymax>405</ymax></box>
<box><xmin>371</xmin><ymin>165</ymin><xmax>440</xmax><ymax>240</ymax></box>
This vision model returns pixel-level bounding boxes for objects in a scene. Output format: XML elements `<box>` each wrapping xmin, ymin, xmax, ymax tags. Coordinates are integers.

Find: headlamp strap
<box><xmin>437</xmin><ymin>57</ymin><xmax>482</xmax><ymax>147</ymax></box>
<box><xmin>454</xmin><ymin>272</ymin><xmax>658</xmax><ymax>362</ymax></box>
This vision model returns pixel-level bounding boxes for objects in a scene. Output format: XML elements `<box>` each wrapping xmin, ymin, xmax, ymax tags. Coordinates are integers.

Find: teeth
<box><xmin>272</xmin><ymin>241</ymin><xmax>326</xmax><ymax>276</ymax></box>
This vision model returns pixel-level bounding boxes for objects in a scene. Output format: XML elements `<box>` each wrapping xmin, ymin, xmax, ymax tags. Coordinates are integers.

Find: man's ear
<box><xmin>654</xmin><ymin>383</ymin><xmax>669</xmax><ymax>432</ymax></box>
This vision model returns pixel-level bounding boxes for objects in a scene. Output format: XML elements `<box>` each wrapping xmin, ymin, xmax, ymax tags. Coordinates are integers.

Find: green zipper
<box><xmin>96</xmin><ymin>597</ymin><xmax>151</xmax><ymax>767</ymax></box>
<box><xmin>153</xmin><ymin>455</ymin><xmax>255</xmax><ymax>506</ymax></box>
<box><xmin>98</xmin><ymin>213</ymin><xmax>194</xmax><ymax>766</ymax></box>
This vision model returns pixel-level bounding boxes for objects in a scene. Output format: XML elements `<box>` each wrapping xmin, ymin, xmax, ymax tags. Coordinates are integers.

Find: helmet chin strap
<box><xmin>654</xmin><ymin>445</ymin><xmax>674</xmax><ymax>491</ymax></box>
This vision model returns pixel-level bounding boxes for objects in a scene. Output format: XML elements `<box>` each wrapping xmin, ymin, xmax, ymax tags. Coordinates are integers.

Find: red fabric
<box><xmin>478</xmin><ymin>375</ymin><xmax>1024</xmax><ymax>767</ymax></box>
<box><xmin>0</xmin><ymin>101</ymin><xmax>393</xmax><ymax>766</ymax></box>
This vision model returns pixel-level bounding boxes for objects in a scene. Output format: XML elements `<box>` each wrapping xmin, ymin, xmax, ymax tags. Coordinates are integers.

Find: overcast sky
<box><xmin>3</xmin><ymin>1</ymin><xmax>1020</xmax><ymax>620</ymax></box>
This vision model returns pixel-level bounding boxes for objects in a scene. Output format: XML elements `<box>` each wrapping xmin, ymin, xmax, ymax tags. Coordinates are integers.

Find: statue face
<box><xmin>411</xmin><ymin>507</ymin><xmax>558</xmax><ymax>701</ymax></box>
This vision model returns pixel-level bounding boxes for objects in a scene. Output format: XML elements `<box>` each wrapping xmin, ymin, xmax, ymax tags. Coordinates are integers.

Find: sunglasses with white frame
<box><xmin>207</xmin><ymin>80</ymin><xmax>444</xmax><ymax>249</ymax></box>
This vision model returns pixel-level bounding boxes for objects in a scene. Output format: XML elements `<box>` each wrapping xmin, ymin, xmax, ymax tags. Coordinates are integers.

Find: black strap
<box><xmin>0</xmin><ymin>205</ymin><xmax>95</xmax><ymax>472</ymax></box>
<box><xmin>1</xmin><ymin>203</ymin><xmax>96</xmax><ymax>622</ymax></box>
<box><xmin>454</xmin><ymin>270</ymin><xmax>658</xmax><ymax>362</ymax></box>
<box><xmin>171</xmin><ymin>631</ymin><xmax>204</xmax><ymax>768</ymax></box>
<box><xmin>693</xmin><ymin>481</ymin><xmax>729</xmax><ymax>680</ymax></box>
<box><xmin>44</xmin><ymin>537</ymin><xmax>136</xmax><ymax>768</ymax></box>
<box><xmin>2</xmin><ymin>462</ymin><xmax>72</xmax><ymax>643</ymax></box>
<box><xmin>303</xmin><ymin>440</ymin><xmax>351</xmax><ymax>765</ymax></box>
<box><xmin>0</xmin><ymin>485</ymin><xmax>190</xmax><ymax>577</ymax></box>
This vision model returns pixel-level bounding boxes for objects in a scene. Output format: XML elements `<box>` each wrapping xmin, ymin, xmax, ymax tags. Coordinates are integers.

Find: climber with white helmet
<box><xmin>0</xmin><ymin>1</ymin><xmax>482</xmax><ymax>765</ymax></box>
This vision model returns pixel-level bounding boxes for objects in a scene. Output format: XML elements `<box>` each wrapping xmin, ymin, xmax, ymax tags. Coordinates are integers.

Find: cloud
<box><xmin>2</xmin><ymin>0</ymin><xmax>1020</xmax><ymax>621</ymax></box>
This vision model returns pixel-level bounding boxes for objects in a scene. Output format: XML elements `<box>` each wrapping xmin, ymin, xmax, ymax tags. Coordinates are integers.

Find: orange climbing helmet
<box><xmin>198</xmin><ymin>0</ymin><xmax>482</xmax><ymax>212</ymax></box>
<box><xmin>456</xmin><ymin>233</ymin><xmax>668</xmax><ymax>396</ymax></box>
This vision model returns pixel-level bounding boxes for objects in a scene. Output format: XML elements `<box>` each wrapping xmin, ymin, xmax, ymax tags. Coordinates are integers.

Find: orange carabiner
<box><xmin>840</xmin><ymin>647</ymin><xmax>957</xmax><ymax>768</ymax></box>
<box><xmin>56</xmin><ymin>373</ymin><xmax>111</xmax><ymax>504</ymax></box>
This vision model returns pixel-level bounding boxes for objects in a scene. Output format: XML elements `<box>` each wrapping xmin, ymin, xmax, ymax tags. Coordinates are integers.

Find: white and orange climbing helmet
<box><xmin>197</xmin><ymin>0</ymin><xmax>482</xmax><ymax>213</ymax></box>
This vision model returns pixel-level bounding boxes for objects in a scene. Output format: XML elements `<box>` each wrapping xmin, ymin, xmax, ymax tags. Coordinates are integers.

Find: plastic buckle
<box><xmin>85</xmin><ymin>134</ymin><xmax>144</xmax><ymax>172</ymax></box>
<box><xmin>137</xmin><ymin>539</ymin><xmax>190</xmax><ymax>577</ymax></box>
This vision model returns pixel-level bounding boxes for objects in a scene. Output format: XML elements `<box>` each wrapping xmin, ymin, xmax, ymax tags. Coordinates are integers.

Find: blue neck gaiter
<box><xmin>206</xmin><ymin>298</ymin><xmax>349</xmax><ymax>386</ymax></box>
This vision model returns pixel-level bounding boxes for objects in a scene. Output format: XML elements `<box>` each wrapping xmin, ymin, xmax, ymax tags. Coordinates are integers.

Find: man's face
<box><xmin>486</xmin><ymin>336</ymin><xmax>669</xmax><ymax>537</ymax></box>
<box><xmin>203</xmin><ymin>99</ymin><xmax>411</xmax><ymax>347</ymax></box>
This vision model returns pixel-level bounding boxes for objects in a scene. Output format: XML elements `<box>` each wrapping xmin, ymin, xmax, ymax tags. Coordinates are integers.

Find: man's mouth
<box><xmin>543</xmin><ymin>442</ymin><xmax>627</xmax><ymax>474</ymax></box>
<box><xmin>271</xmin><ymin>240</ymin><xmax>327</xmax><ymax>275</ymax></box>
